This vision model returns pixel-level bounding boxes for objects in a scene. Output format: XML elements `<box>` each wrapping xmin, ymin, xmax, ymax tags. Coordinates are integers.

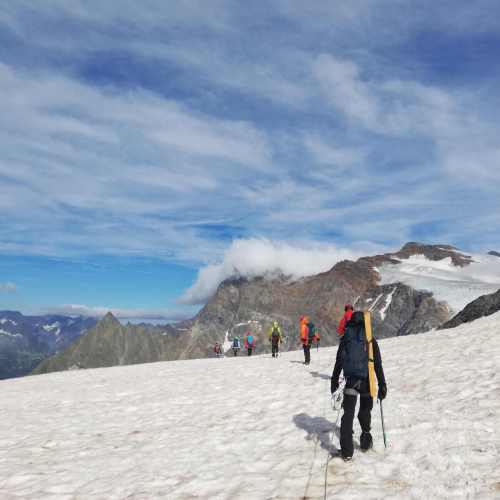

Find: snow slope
<box><xmin>379</xmin><ymin>254</ymin><xmax>500</xmax><ymax>313</ymax></box>
<box><xmin>1</xmin><ymin>315</ymin><xmax>499</xmax><ymax>499</ymax></box>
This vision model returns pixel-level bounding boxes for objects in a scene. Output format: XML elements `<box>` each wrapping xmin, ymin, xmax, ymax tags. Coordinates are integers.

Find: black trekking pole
<box><xmin>379</xmin><ymin>399</ymin><xmax>387</xmax><ymax>448</ymax></box>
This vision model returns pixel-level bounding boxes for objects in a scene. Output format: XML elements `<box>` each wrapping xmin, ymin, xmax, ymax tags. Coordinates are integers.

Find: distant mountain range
<box><xmin>0</xmin><ymin>311</ymin><xmax>97</xmax><ymax>379</ymax></box>
<box><xmin>29</xmin><ymin>242</ymin><xmax>500</xmax><ymax>376</ymax></box>
<box><xmin>32</xmin><ymin>313</ymin><xmax>182</xmax><ymax>375</ymax></box>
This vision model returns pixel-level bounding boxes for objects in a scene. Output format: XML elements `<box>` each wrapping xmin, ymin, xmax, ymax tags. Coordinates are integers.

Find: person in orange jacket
<box><xmin>299</xmin><ymin>315</ymin><xmax>315</xmax><ymax>365</ymax></box>
<box><xmin>337</xmin><ymin>304</ymin><xmax>354</xmax><ymax>336</ymax></box>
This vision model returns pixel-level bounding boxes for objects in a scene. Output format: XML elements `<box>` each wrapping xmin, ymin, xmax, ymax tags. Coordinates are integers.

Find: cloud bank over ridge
<box><xmin>180</xmin><ymin>238</ymin><xmax>373</xmax><ymax>305</ymax></box>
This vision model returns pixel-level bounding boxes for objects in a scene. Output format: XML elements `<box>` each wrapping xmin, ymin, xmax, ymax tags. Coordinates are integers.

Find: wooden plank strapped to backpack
<box><xmin>364</xmin><ymin>311</ymin><xmax>377</xmax><ymax>398</ymax></box>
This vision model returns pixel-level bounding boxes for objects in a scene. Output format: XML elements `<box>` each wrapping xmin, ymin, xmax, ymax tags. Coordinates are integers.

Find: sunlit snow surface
<box><xmin>1</xmin><ymin>314</ymin><xmax>500</xmax><ymax>499</ymax></box>
<box><xmin>379</xmin><ymin>254</ymin><xmax>500</xmax><ymax>313</ymax></box>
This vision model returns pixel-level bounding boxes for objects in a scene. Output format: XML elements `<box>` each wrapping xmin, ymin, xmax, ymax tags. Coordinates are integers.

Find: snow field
<box><xmin>379</xmin><ymin>254</ymin><xmax>500</xmax><ymax>313</ymax></box>
<box><xmin>1</xmin><ymin>313</ymin><xmax>499</xmax><ymax>499</ymax></box>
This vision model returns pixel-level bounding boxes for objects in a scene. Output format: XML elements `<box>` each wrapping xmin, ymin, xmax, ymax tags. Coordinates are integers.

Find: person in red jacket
<box><xmin>337</xmin><ymin>304</ymin><xmax>354</xmax><ymax>336</ymax></box>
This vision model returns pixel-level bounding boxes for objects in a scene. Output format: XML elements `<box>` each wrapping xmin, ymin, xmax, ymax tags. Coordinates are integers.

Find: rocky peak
<box><xmin>98</xmin><ymin>312</ymin><xmax>121</xmax><ymax>329</ymax></box>
<box><xmin>488</xmin><ymin>250</ymin><xmax>500</xmax><ymax>258</ymax></box>
<box><xmin>393</xmin><ymin>242</ymin><xmax>473</xmax><ymax>267</ymax></box>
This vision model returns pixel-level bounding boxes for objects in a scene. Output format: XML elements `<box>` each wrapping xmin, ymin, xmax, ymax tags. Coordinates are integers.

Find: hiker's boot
<box><xmin>360</xmin><ymin>431</ymin><xmax>373</xmax><ymax>451</ymax></box>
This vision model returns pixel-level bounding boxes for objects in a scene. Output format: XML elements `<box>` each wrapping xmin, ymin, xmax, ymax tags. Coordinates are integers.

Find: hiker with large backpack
<box><xmin>232</xmin><ymin>336</ymin><xmax>241</xmax><ymax>356</ymax></box>
<box><xmin>330</xmin><ymin>311</ymin><xmax>387</xmax><ymax>461</ymax></box>
<box><xmin>299</xmin><ymin>316</ymin><xmax>317</xmax><ymax>365</ymax></box>
<box><xmin>244</xmin><ymin>332</ymin><xmax>255</xmax><ymax>356</ymax></box>
<box><xmin>268</xmin><ymin>321</ymin><xmax>283</xmax><ymax>358</ymax></box>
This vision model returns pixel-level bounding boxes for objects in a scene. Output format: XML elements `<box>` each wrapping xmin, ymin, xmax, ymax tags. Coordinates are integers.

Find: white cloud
<box><xmin>1</xmin><ymin>2</ymin><xmax>500</xmax><ymax>263</ymax></box>
<box><xmin>303</xmin><ymin>134</ymin><xmax>363</xmax><ymax>167</ymax></box>
<box><xmin>313</xmin><ymin>53</ymin><xmax>500</xmax><ymax>190</ymax></box>
<box><xmin>0</xmin><ymin>282</ymin><xmax>17</xmax><ymax>293</ymax></box>
<box><xmin>0</xmin><ymin>62</ymin><xmax>275</xmax><ymax>260</ymax></box>
<box><xmin>43</xmin><ymin>304</ymin><xmax>194</xmax><ymax>323</ymax></box>
<box><xmin>314</xmin><ymin>54</ymin><xmax>380</xmax><ymax>129</ymax></box>
<box><xmin>180</xmin><ymin>238</ymin><xmax>367</xmax><ymax>304</ymax></box>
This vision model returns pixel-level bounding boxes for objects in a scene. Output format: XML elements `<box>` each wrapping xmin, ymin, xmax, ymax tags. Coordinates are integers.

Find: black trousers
<box><xmin>247</xmin><ymin>348</ymin><xmax>253</xmax><ymax>356</ymax></box>
<box><xmin>303</xmin><ymin>344</ymin><xmax>311</xmax><ymax>364</ymax></box>
<box><xmin>340</xmin><ymin>378</ymin><xmax>373</xmax><ymax>457</ymax></box>
<box><xmin>272</xmin><ymin>343</ymin><xmax>279</xmax><ymax>356</ymax></box>
<box><xmin>233</xmin><ymin>348</ymin><xmax>238</xmax><ymax>356</ymax></box>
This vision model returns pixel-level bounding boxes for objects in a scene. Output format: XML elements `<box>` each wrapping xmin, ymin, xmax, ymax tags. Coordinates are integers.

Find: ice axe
<box><xmin>379</xmin><ymin>399</ymin><xmax>387</xmax><ymax>448</ymax></box>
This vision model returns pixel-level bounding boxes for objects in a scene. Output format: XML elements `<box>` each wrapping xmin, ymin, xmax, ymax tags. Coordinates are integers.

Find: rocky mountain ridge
<box><xmin>32</xmin><ymin>313</ymin><xmax>182</xmax><ymax>375</ymax></box>
<box><xmin>30</xmin><ymin>242</ymin><xmax>483</xmax><ymax>375</ymax></box>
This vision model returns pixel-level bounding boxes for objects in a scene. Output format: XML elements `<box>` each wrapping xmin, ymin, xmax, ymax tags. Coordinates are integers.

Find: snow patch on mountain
<box><xmin>379</xmin><ymin>253</ymin><xmax>500</xmax><ymax>313</ymax></box>
<box><xmin>42</xmin><ymin>322</ymin><xmax>62</xmax><ymax>336</ymax></box>
<box><xmin>0</xmin><ymin>329</ymin><xmax>22</xmax><ymax>338</ymax></box>
<box><xmin>379</xmin><ymin>286</ymin><xmax>397</xmax><ymax>320</ymax></box>
<box><xmin>42</xmin><ymin>322</ymin><xmax>60</xmax><ymax>332</ymax></box>
<box><xmin>223</xmin><ymin>330</ymin><xmax>232</xmax><ymax>353</ymax></box>
<box><xmin>1</xmin><ymin>313</ymin><xmax>499</xmax><ymax>498</ymax></box>
<box><xmin>0</xmin><ymin>318</ymin><xmax>17</xmax><ymax>326</ymax></box>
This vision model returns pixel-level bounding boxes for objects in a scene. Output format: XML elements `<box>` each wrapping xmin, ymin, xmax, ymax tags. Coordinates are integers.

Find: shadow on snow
<box><xmin>308</xmin><ymin>371</ymin><xmax>331</xmax><ymax>381</ymax></box>
<box><xmin>293</xmin><ymin>413</ymin><xmax>339</xmax><ymax>455</ymax></box>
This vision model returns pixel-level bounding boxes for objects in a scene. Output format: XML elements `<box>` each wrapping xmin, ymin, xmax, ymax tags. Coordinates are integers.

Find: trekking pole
<box><xmin>379</xmin><ymin>399</ymin><xmax>387</xmax><ymax>448</ymax></box>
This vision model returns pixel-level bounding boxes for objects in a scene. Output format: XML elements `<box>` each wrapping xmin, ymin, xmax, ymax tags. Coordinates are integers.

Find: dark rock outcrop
<box><xmin>439</xmin><ymin>289</ymin><xmax>500</xmax><ymax>330</ymax></box>
<box><xmin>488</xmin><ymin>251</ymin><xmax>500</xmax><ymax>258</ymax></box>
<box><xmin>356</xmin><ymin>283</ymin><xmax>450</xmax><ymax>338</ymax></box>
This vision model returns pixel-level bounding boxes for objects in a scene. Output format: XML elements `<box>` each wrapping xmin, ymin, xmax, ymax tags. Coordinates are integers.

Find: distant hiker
<box><xmin>331</xmin><ymin>311</ymin><xmax>387</xmax><ymax>461</ymax></box>
<box><xmin>244</xmin><ymin>332</ymin><xmax>255</xmax><ymax>356</ymax></box>
<box><xmin>213</xmin><ymin>342</ymin><xmax>223</xmax><ymax>358</ymax></box>
<box><xmin>314</xmin><ymin>329</ymin><xmax>320</xmax><ymax>350</ymax></box>
<box><xmin>299</xmin><ymin>316</ymin><xmax>317</xmax><ymax>365</ymax></box>
<box><xmin>268</xmin><ymin>321</ymin><xmax>283</xmax><ymax>358</ymax></box>
<box><xmin>337</xmin><ymin>304</ymin><xmax>354</xmax><ymax>336</ymax></box>
<box><xmin>232</xmin><ymin>336</ymin><xmax>241</xmax><ymax>356</ymax></box>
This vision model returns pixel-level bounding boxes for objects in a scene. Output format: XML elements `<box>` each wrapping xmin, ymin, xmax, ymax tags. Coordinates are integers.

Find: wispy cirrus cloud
<box><xmin>0</xmin><ymin>0</ymin><xmax>499</xmax><ymax>271</ymax></box>
<box><xmin>0</xmin><ymin>282</ymin><xmax>16</xmax><ymax>293</ymax></box>
<box><xmin>43</xmin><ymin>304</ymin><xmax>194</xmax><ymax>323</ymax></box>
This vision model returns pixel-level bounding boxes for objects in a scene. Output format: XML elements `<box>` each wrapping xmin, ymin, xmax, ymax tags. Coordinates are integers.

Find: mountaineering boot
<box><xmin>360</xmin><ymin>431</ymin><xmax>373</xmax><ymax>451</ymax></box>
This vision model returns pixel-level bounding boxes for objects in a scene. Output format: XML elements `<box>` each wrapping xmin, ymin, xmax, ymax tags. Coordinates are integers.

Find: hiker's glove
<box><xmin>378</xmin><ymin>384</ymin><xmax>387</xmax><ymax>401</ymax></box>
<box><xmin>331</xmin><ymin>380</ymin><xmax>339</xmax><ymax>394</ymax></box>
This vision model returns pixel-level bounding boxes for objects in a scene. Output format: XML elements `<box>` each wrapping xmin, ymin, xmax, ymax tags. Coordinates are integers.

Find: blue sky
<box><xmin>1</xmin><ymin>1</ymin><xmax>500</xmax><ymax>320</ymax></box>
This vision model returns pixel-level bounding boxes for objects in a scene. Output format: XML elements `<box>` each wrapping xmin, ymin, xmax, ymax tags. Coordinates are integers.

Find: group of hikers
<box><xmin>212</xmin><ymin>304</ymin><xmax>388</xmax><ymax>461</ymax></box>
<box><xmin>214</xmin><ymin>318</ymin><xmax>321</xmax><ymax>360</ymax></box>
<box><xmin>212</xmin><ymin>321</ymin><xmax>285</xmax><ymax>358</ymax></box>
